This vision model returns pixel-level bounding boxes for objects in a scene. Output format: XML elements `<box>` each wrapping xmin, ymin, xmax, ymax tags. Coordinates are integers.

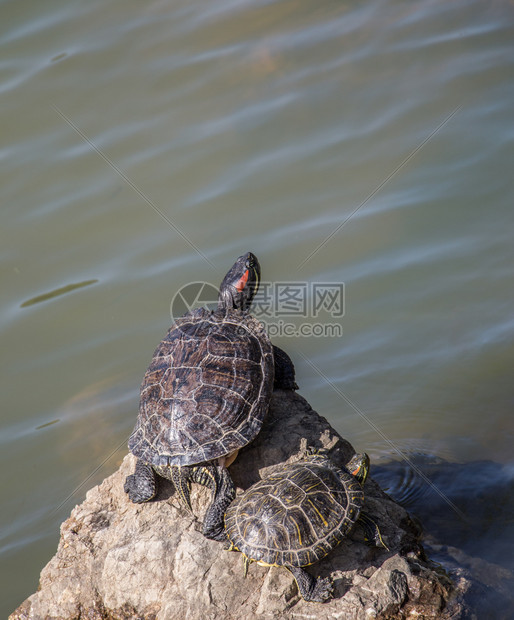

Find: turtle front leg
<box><xmin>124</xmin><ymin>459</ymin><xmax>157</xmax><ymax>503</ymax></box>
<box><xmin>191</xmin><ymin>464</ymin><xmax>236</xmax><ymax>542</ymax></box>
<box><xmin>287</xmin><ymin>566</ymin><xmax>334</xmax><ymax>603</ymax></box>
<box><xmin>273</xmin><ymin>345</ymin><xmax>299</xmax><ymax>390</ymax></box>
<box><xmin>358</xmin><ymin>512</ymin><xmax>388</xmax><ymax>550</ymax></box>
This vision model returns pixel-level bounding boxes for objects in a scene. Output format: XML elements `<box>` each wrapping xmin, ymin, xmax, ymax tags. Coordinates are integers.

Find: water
<box><xmin>2</xmin><ymin>0</ymin><xmax>514</xmax><ymax>615</ymax></box>
<box><xmin>373</xmin><ymin>456</ymin><xmax>514</xmax><ymax>571</ymax></box>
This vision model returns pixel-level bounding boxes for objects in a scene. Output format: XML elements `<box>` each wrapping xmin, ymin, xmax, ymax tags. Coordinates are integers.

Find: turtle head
<box><xmin>218</xmin><ymin>252</ymin><xmax>260</xmax><ymax>311</ymax></box>
<box><xmin>346</xmin><ymin>452</ymin><xmax>370</xmax><ymax>486</ymax></box>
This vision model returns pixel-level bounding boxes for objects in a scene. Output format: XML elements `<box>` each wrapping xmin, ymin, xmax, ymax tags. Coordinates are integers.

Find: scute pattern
<box><xmin>225</xmin><ymin>459</ymin><xmax>364</xmax><ymax>568</ymax></box>
<box><xmin>128</xmin><ymin>307</ymin><xmax>274</xmax><ymax>467</ymax></box>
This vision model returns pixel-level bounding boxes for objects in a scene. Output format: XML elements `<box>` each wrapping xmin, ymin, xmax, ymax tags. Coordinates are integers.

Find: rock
<box><xmin>10</xmin><ymin>391</ymin><xmax>474</xmax><ymax>619</ymax></box>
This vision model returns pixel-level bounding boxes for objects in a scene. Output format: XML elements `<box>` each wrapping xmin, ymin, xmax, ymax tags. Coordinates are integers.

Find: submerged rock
<box><xmin>11</xmin><ymin>391</ymin><xmax>475</xmax><ymax>619</ymax></box>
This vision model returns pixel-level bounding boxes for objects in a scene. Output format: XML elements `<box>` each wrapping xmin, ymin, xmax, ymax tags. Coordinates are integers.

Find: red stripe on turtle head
<box><xmin>235</xmin><ymin>269</ymin><xmax>249</xmax><ymax>292</ymax></box>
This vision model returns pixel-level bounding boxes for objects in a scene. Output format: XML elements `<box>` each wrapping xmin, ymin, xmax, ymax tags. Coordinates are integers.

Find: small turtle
<box><xmin>224</xmin><ymin>450</ymin><xmax>387</xmax><ymax>603</ymax></box>
<box><xmin>124</xmin><ymin>252</ymin><xmax>297</xmax><ymax>540</ymax></box>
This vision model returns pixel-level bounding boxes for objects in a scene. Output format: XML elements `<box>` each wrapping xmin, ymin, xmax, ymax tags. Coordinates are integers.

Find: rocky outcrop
<box><xmin>11</xmin><ymin>391</ymin><xmax>474</xmax><ymax>619</ymax></box>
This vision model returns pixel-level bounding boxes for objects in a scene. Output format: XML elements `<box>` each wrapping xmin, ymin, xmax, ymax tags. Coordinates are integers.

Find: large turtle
<box><xmin>224</xmin><ymin>450</ymin><xmax>387</xmax><ymax>602</ymax></box>
<box><xmin>124</xmin><ymin>252</ymin><xmax>297</xmax><ymax>541</ymax></box>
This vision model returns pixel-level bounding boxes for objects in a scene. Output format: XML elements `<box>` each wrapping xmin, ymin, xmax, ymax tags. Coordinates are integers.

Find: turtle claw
<box><xmin>124</xmin><ymin>474</ymin><xmax>147</xmax><ymax>503</ymax></box>
<box><xmin>311</xmin><ymin>576</ymin><xmax>334</xmax><ymax>603</ymax></box>
<box><xmin>124</xmin><ymin>460</ymin><xmax>156</xmax><ymax>503</ymax></box>
<box><xmin>288</xmin><ymin>566</ymin><xmax>335</xmax><ymax>603</ymax></box>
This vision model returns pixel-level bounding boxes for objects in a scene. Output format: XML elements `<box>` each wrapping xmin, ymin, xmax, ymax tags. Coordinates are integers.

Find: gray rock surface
<box><xmin>11</xmin><ymin>391</ymin><xmax>473</xmax><ymax>619</ymax></box>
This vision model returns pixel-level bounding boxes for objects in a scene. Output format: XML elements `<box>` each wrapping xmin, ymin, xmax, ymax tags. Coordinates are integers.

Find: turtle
<box><xmin>223</xmin><ymin>450</ymin><xmax>387</xmax><ymax>603</ymax></box>
<box><xmin>124</xmin><ymin>252</ymin><xmax>297</xmax><ymax>541</ymax></box>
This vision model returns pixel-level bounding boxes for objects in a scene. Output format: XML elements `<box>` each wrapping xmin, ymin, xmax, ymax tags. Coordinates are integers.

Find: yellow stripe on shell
<box><xmin>306</xmin><ymin>499</ymin><xmax>328</xmax><ymax>527</ymax></box>
<box><xmin>290</xmin><ymin>516</ymin><xmax>303</xmax><ymax>546</ymax></box>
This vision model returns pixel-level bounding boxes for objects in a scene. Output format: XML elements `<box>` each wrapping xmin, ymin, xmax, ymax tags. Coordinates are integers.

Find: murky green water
<box><xmin>2</xmin><ymin>0</ymin><xmax>514</xmax><ymax>615</ymax></box>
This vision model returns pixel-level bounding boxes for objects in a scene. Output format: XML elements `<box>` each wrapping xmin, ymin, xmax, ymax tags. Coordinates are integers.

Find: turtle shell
<box><xmin>128</xmin><ymin>307</ymin><xmax>274</xmax><ymax>467</ymax></box>
<box><xmin>224</xmin><ymin>455</ymin><xmax>364</xmax><ymax>568</ymax></box>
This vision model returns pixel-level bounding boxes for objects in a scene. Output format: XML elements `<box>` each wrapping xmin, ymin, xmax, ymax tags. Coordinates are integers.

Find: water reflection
<box><xmin>20</xmin><ymin>279</ymin><xmax>98</xmax><ymax>308</ymax></box>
